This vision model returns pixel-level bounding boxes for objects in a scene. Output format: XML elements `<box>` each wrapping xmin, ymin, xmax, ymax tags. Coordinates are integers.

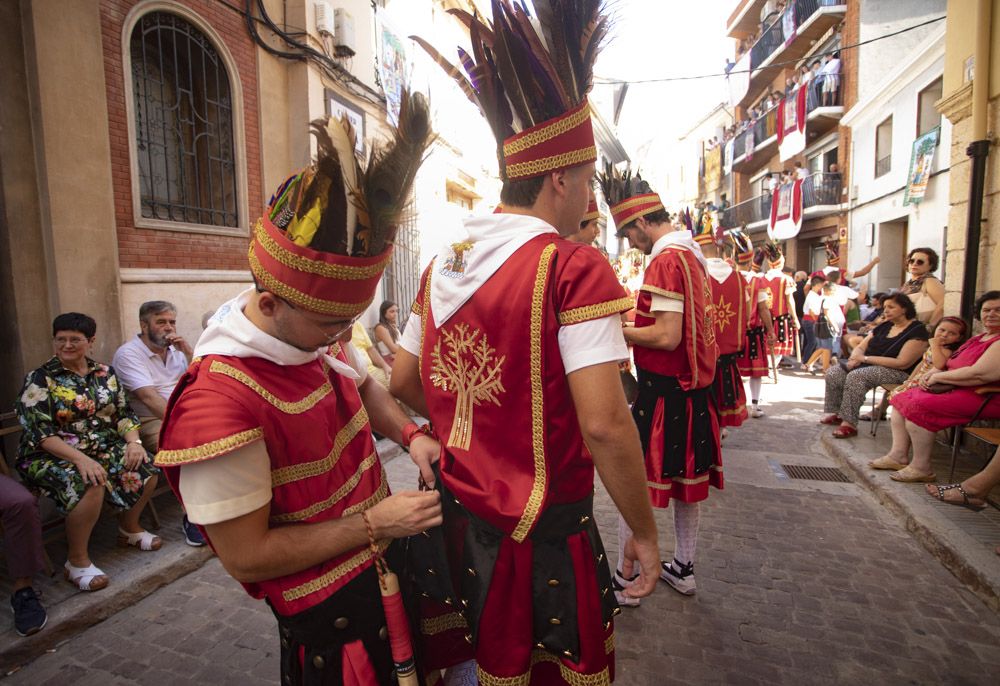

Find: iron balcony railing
<box><xmin>720</xmin><ymin>172</ymin><xmax>843</xmax><ymax>229</ymax></box>
<box><xmin>749</xmin><ymin>0</ymin><xmax>831</xmax><ymax>70</ymax></box>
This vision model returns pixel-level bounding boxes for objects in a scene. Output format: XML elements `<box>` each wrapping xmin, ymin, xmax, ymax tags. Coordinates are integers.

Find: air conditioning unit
<box><xmin>333</xmin><ymin>8</ymin><xmax>357</xmax><ymax>58</ymax></box>
<box><xmin>314</xmin><ymin>1</ymin><xmax>334</xmax><ymax>35</ymax></box>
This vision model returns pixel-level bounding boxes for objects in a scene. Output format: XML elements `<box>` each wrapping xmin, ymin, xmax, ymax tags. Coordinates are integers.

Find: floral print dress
<box><xmin>15</xmin><ymin>357</ymin><xmax>159</xmax><ymax>514</ymax></box>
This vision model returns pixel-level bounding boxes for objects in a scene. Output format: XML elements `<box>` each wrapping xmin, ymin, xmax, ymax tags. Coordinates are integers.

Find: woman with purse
<box><xmin>819</xmin><ymin>293</ymin><xmax>929</xmax><ymax>438</ymax></box>
<box><xmin>869</xmin><ymin>291</ymin><xmax>1000</xmax><ymax>482</ymax></box>
<box><xmin>803</xmin><ymin>281</ymin><xmax>843</xmax><ymax>373</ymax></box>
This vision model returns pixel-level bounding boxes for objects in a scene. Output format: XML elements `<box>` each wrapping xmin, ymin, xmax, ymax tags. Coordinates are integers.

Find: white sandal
<box><xmin>64</xmin><ymin>561</ymin><xmax>109</xmax><ymax>591</ymax></box>
<box><xmin>118</xmin><ymin>527</ymin><xmax>162</xmax><ymax>551</ymax></box>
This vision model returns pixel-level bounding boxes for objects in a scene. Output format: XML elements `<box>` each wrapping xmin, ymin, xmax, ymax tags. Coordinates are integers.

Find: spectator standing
<box><xmin>899</xmin><ymin>246</ymin><xmax>944</xmax><ymax>327</ymax></box>
<box><xmin>112</xmin><ymin>301</ymin><xmax>204</xmax><ymax>547</ymax></box>
<box><xmin>800</xmin><ymin>276</ymin><xmax>825</xmax><ymax>364</ymax></box>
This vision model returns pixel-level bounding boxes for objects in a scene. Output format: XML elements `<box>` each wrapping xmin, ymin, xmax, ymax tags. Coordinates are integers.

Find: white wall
<box><xmin>857</xmin><ymin>0</ymin><xmax>946</xmax><ymax>103</ymax></box>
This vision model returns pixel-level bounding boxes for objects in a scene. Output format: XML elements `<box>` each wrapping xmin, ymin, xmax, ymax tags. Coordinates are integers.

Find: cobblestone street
<box><xmin>5</xmin><ymin>372</ymin><xmax>1000</xmax><ymax>685</ymax></box>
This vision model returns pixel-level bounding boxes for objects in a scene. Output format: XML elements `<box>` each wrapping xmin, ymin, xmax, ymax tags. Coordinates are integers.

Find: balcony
<box><xmin>727</xmin><ymin>0</ymin><xmax>769</xmax><ymax>39</ymax></box>
<box><xmin>720</xmin><ymin>172</ymin><xmax>844</xmax><ymax>231</ymax></box>
<box><xmin>737</xmin><ymin>0</ymin><xmax>847</xmax><ymax>109</ymax></box>
<box><xmin>729</xmin><ymin>78</ymin><xmax>843</xmax><ymax>174</ymax></box>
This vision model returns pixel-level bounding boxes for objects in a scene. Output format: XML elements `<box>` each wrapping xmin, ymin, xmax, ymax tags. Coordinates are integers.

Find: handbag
<box><xmin>815</xmin><ymin>299</ymin><xmax>834</xmax><ymax>339</ymax></box>
<box><xmin>925</xmin><ymin>382</ymin><xmax>957</xmax><ymax>394</ymax></box>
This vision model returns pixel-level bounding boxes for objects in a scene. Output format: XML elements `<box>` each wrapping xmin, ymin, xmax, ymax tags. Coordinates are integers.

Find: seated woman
<box><xmin>373</xmin><ymin>300</ymin><xmax>401</xmax><ymax>367</ymax></box>
<box><xmin>820</xmin><ymin>293</ymin><xmax>929</xmax><ymax>438</ymax></box>
<box><xmin>887</xmin><ymin>316</ymin><xmax>968</xmax><ymax>401</ymax></box>
<box><xmin>899</xmin><ymin>247</ymin><xmax>944</xmax><ymax>329</ymax></box>
<box><xmin>869</xmin><ymin>291</ymin><xmax>1000</xmax><ymax>481</ymax></box>
<box><xmin>15</xmin><ymin>313</ymin><xmax>162</xmax><ymax>593</ymax></box>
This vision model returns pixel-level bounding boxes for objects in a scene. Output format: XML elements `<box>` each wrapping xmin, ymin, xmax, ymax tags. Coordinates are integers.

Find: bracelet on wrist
<box><xmin>400</xmin><ymin>422</ymin><xmax>435</xmax><ymax>449</ymax></box>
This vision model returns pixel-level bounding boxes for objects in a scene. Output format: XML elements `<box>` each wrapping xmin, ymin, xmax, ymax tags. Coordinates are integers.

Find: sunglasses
<box><xmin>908</xmin><ymin>258</ymin><xmax>926</xmax><ymax>266</ymax></box>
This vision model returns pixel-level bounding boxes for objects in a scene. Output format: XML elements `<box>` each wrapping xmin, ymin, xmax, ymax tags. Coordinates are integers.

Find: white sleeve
<box><xmin>111</xmin><ymin>344</ymin><xmax>153</xmax><ymax>392</ymax></box>
<box><xmin>399</xmin><ymin>315</ymin><xmax>422</xmax><ymax>356</ymax></box>
<box><xmin>650</xmin><ymin>293</ymin><xmax>684</xmax><ymax>313</ymax></box>
<box><xmin>178</xmin><ymin>442</ymin><xmax>273</xmax><ymax>525</ymax></box>
<box><xmin>757</xmin><ymin>290</ymin><xmax>769</xmax><ymax>303</ymax></box>
<box><xmin>558</xmin><ymin>315</ymin><xmax>629</xmax><ymax>375</ymax></box>
<box><xmin>343</xmin><ymin>342</ymin><xmax>369</xmax><ymax>386</ymax></box>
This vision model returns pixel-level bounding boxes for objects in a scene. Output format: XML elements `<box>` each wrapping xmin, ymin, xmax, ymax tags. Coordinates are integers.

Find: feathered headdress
<box><xmin>763</xmin><ymin>240</ymin><xmax>783</xmax><ymax>268</ymax></box>
<box><xmin>824</xmin><ymin>239</ymin><xmax>840</xmax><ymax>266</ymax></box>
<box><xmin>249</xmin><ymin>89</ymin><xmax>434</xmax><ymax>316</ymax></box>
<box><xmin>596</xmin><ymin>161</ymin><xmax>666</xmax><ymax>236</ymax></box>
<box><xmin>693</xmin><ymin>208</ymin><xmax>719</xmax><ymax>247</ymax></box>
<box><xmin>751</xmin><ymin>246</ymin><xmax>768</xmax><ymax>273</ymax></box>
<box><xmin>728</xmin><ymin>228</ymin><xmax>754</xmax><ymax>268</ymax></box>
<box><xmin>411</xmin><ymin>1</ymin><xmax>608</xmax><ymax>181</ymax></box>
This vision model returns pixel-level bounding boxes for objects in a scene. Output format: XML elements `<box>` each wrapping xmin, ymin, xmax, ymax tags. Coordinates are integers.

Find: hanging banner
<box><xmin>723</xmin><ymin>138</ymin><xmax>734</xmax><ymax>175</ymax></box>
<box><xmin>375</xmin><ymin>13</ymin><xmax>408</xmax><ymax>127</ymax></box>
<box><xmin>704</xmin><ymin>145</ymin><xmax>722</xmax><ymax>194</ymax></box>
<box><xmin>903</xmin><ymin>127</ymin><xmax>940</xmax><ymax>206</ymax></box>
<box><xmin>782</xmin><ymin>6</ymin><xmax>797</xmax><ymax>47</ymax></box>
<box><xmin>777</xmin><ymin>87</ymin><xmax>807</xmax><ymax>162</ymax></box>
<box><xmin>744</xmin><ymin>127</ymin><xmax>755</xmax><ymax>162</ymax></box>
<box><xmin>768</xmin><ymin>179</ymin><xmax>804</xmax><ymax>240</ymax></box>
<box><xmin>727</xmin><ymin>52</ymin><xmax>751</xmax><ymax>107</ymax></box>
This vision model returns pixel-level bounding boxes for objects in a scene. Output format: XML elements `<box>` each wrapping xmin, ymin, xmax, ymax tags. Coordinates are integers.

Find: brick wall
<box><xmin>100</xmin><ymin>0</ymin><xmax>262</xmax><ymax>271</ymax></box>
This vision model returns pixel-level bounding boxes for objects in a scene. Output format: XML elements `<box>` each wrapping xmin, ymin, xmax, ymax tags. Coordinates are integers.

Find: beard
<box><xmin>148</xmin><ymin>330</ymin><xmax>171</xmax><ymax>348</ymax></box>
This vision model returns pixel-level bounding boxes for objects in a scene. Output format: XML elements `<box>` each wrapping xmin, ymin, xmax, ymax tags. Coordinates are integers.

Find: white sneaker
<box><xmin>749</xmin><ymin>404</ymin><xmax>764</xmax><ymax>418</ymax></box>
<box><xmin>659</xmin><ymin>560</ymin><xmax>696</xmax><ymax>595</ymax></box>
<box><xmin>612</xmin><ymin>570</ymin><xmax>641</xmax><ymax>608</ymax></box>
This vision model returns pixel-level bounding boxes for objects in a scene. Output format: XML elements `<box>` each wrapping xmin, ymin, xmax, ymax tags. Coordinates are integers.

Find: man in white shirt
<box><xmin>112</xmin><ymin>300</ymin><xmax>200</xmax><ymax>544</ymax></box>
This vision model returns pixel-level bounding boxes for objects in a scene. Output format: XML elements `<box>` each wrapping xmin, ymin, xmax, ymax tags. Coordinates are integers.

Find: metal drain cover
<box><xmin>780</xmin><ymin>465</ymin><xmax>852</xmax><ymax>482</ymax></box>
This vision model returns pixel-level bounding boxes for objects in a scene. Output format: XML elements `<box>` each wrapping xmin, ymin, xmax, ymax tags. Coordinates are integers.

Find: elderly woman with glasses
<box><xmin>899</xmin><ymin>247</ymin><xmax>944</xmax><ymax>327</ymax></box>
<box><xmin>15</xmin><ymin>313</ymin><xmax>162</xmax><ymax>593</ymax></box>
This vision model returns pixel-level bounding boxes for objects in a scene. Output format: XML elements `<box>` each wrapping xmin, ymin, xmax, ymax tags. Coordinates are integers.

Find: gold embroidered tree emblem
<box><xmin>430</xmin><ymin>323</ymin><xmax>506</xmax><ymax>450</ymax></box>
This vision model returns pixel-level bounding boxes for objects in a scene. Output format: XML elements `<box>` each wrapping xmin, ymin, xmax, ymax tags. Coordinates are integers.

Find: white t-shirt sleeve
<box><xmin>558</xmin><ymin>315</ymin><xmax>629</xmax><ymax>375</ymax></box>
<box><xmin>178</xmin><ymin>442</ymin><xmax>273</xmax><ymax>525</ymax></box>
<box><xmin>650</xmin><ymin>293</ymin><xmax>684</xmax><ymax>313</ymax></box>
<box><xmin>111</xmin><ymin>342</ymin><xmax>153</xmax><ymax>392</ymax></box>
<box><xmin>399</xmin><ymin>316</ymin><xmax>422</xmax><ymax>356</ymax></box>
<box><xmin>757</xmin><ymin>290</ymin><xmax>769</xmax><ymax>304</ymax></box>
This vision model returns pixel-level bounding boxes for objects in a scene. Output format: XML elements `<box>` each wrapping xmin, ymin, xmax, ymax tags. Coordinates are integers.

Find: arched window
<box><xmin>129</xmin><ymin>10</ymin><xmax>239</xmax><ymax>228</ymax></box>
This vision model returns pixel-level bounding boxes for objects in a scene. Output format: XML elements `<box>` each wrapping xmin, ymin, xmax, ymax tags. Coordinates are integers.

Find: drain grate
<box><xmin>780</xmin><ymin>464</ymin><xmax>852</xmax><ymax>482</ymax></box>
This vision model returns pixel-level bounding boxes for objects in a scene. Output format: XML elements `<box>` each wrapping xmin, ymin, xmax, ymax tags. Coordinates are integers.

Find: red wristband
<box><xmin>401</xmin><ymin>422</ymin><xmax>434</xmax><ymax>449</ymax></box>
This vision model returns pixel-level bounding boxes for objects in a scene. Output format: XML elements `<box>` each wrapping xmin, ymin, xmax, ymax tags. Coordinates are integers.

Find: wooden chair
<box><xmin>869</xmin><ymin>383</ymin><xmax>900</xmax><ymax>437</ymax></box>
<box><xmin>948</xmin><ymin>385</ymin><xmax>1000</xmax><ymax>481</ymax></box>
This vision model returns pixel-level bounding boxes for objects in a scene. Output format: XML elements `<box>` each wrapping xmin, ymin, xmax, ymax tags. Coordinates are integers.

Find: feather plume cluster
<box><xmin>763</xmin><ymin>240</ymin><xmax>782</xmax><ymax>262</ymax></box>
<box><xmin>596</xmin><ymin>160</ymin><xmax>652</xmax><ymax>209</ymax></box>
<box><xmin>271</xmin><ymin>89</ymin><xmax>434</xmax><ymax>257</ymax></box>
<box><xmin>411</xmin><ymin>1</ymin><xmax>609</xmax><ymax>175</ymax></box>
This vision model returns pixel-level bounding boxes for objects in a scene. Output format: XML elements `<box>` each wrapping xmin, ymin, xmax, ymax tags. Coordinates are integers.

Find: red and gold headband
<box><xmin>581</xmin><ymin>197</ymin><xmax>600</xmax><ymax>223</ymax></box>
<box><xmin>248</xmin><ymin>216</ymin><xmax>391</xmax><ymax>318</ymax></box>
<box><xmin>609</xmin><ymin>193</ymin><xmax>665</xmax><ymax>231</ymax></box>
<box><xmin>502</xmin><ymin>101</ymin><xmax>597</xmax><ymax>181</ymax></box>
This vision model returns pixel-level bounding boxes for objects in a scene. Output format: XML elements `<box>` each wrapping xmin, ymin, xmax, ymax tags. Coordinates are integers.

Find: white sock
<box><xmin>672</xmin><ymin>501</ymin><xmax>700</xmax><ymax>571</ymax></box>
<box><xmin>748</xmin><ymin>377</ymin><xmax>762</xmax><ymax>404</ymax></box>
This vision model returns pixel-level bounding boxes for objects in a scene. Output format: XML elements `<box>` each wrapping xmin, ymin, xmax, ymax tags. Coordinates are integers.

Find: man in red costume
<box><xmin>730</xmin><ymin>230</ymin><xmax>776</xmax><ymax>417</ymax></box>
<box><xmin>761</xmin><ymin>243</ymin><xmax>801</xmax><ymax>368</ymax></box>
<box><xmin>693</xmin><ymin>218</ymin><xmax>749</xmax><ymax>430</ymax></box>
<box><xmin>599</xmin><ymin>169</ymin><xmax>721</xmax><ymax>598</ymax></box>
<box><xmin>155</xmin><ymin>95</ymin><xmax>444</xmax><ymax>686</ymax></box>
<box><xmin>396</xmin><ymin>4</ymin><xmax>660</xmax><ymax>684</ymax></box>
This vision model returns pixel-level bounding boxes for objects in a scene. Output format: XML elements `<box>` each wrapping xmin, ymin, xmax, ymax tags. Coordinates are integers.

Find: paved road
<box><xmin>6</xmin><ymin>372</ymin><xmax>1000</xmax><ymax>685</ymax></box>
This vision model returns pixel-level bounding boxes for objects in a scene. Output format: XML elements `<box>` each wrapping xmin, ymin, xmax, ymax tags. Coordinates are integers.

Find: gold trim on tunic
<box><xmin>154</xmin><ymin>427</ymin><xmax>264</xmax><ymax>466</ymax></box>
<box><xmin>511</xmin><ymin>244</ymin><xmax>556</xmax><ymax>543</ymax></box>
<box><xmin>281</xmin><ymin>539</ymin><xmax>389</xmax><ymax>602</ymax></box>
<box><xmin>270</xmin><ymin>452</ymin><xmax>379</xmax><ymax>523</ymax></box>
<box><xmin>558</xmin><ymin>297</ymin><xmax>635</xmax><ymax>325</ymax></box>
<box><xmin>475</xmin><ymin>637</ymin><xmax>615</xmax><ymax>686</ymax></box>
<box><xmin>639</xmin><ymin>285</ymin><xmax>684</xmax><ymax>300</ymax></box>
<box><xmin>420</xmin><ymin>612</ymin><xmax>469</xmax><ymax>636</ymax></box>
<box><xmin>209</xmin><ymin>360</ymin><xmax>331</xmax><ymax>415</ymax></box>
<box><xmin>270</xmin><ymin>407</ymin><xmax>370</xmax><ymax>486</ymax></box>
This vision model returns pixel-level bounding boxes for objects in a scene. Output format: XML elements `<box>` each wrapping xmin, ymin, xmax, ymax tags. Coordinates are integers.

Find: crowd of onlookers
<box><xmin>2</xmin><ymin>297</ymin><xmax>404</xmax><ymax>637</ymax></box>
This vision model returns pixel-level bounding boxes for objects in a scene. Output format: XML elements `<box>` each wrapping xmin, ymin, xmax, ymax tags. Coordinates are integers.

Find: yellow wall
<box><xmin>942</xmin><ymin>0</ymin><xmax>1000</xmax><ymax>98</ymax></box>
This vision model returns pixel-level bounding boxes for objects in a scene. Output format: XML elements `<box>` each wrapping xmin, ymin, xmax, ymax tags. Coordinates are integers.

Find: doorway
<box><xmin>876</xmin><ymin>217</ymin><xmax>909</xmax><ymax>292</ymax></box>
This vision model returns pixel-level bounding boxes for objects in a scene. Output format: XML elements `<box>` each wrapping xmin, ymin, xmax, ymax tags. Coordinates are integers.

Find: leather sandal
<box><xmin>831</xmin><ymin>425</ymin><xmax>857</xmax><ymax>438</ymax></box>
<box><xmin>868</xmin><ymin>456</ymin><xmax>907</xmax><ymax>471</ymax></box>
<box><xmin>889</xmin><ymin>466</ymin><xmax>936</xmax><ymax>483</ymax></box>
<box><xmin>925</xmin><ymin>483</ymin><xmax>987</xmax><ymax>511</ymax></box>
<box><xmin>118</xmin><ymin>528</ymin><xmax>162</xmax><ymax>551</ymax></box>
<box><xmin>64</xmin><ymin>561</ymin><xmax>109</xmax><ymax>592</ymax></box>
<box><xmin>819</xmin><ymin>414</ymin><xmax>842</xmax><ymax>425</ymax></box>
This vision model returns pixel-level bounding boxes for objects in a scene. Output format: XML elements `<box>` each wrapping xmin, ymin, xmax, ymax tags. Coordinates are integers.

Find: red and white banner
<box><xmin>777</xmin><ymin>87</ymin><xmax>807</xmax><ymax>162</ymax></box>
<box><xmin>768</xmin><ymin>179</ymin><xmax>803</xmax><ymax>240</ymax></box>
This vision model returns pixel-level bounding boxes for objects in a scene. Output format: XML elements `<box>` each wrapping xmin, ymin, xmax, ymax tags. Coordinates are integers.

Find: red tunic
<box><xmin>762</xmin><ymin>271</ymin><xmax>796</xmax><ymax>356</ymax></box>
<box><xmin>709</xmin><ymin>265</ymin><xmax>749</xmax><ymax>426</ymax></box>
<box><xmin>155</xmin><ymin>347</ymin><xmax>387</xmax><ymax>683</ymax></box>
<box><xmin>737</xmin><ymin>273</ymin><xmax>770</xmax><ymax>378</ymax></box>
<box><xmin>631</xmin><ymin>247</ymin><xmax>722</xmax><ymax>507</ymax></box>
<box><xmin>413</xmin><ymin>235</ymin><xmax>632</xmax><ymax>685</ymax></box>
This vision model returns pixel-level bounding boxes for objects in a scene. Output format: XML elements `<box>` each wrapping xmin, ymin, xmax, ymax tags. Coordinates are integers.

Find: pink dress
<box><xmin>890</xmin><ymin>333</ymin><xmax>1000</xmax><ymax>432</ymax></box>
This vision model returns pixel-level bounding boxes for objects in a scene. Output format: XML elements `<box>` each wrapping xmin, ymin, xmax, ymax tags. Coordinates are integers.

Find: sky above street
<box><xmin>592</xmin><ymin>0</ymin><xmax>734</xmax><ymax>178</ymax></box>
